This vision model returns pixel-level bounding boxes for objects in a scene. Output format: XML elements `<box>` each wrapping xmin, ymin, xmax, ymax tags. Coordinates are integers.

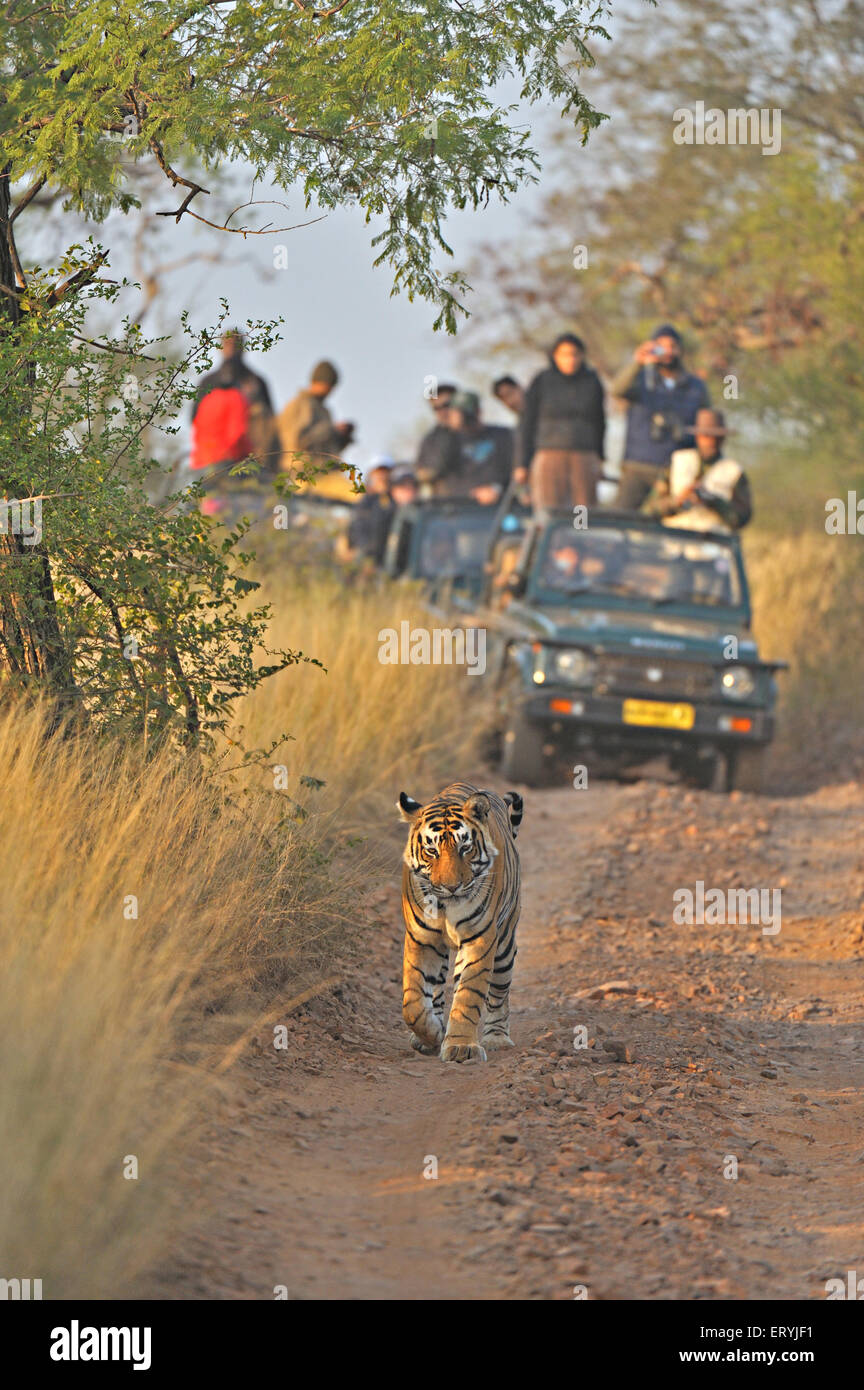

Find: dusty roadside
<box><xmin>147</xmin><ymin>778</ymin><xmax>864</xmax><ymax>1301</ymax></box>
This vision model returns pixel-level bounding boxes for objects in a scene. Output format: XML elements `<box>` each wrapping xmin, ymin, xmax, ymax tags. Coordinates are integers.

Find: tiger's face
<box><xmin>398</xmin><ymin>790</ymin><xmax>497</xmax><ymax>900</ymax></box>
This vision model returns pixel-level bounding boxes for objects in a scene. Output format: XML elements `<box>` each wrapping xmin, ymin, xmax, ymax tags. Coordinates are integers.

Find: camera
<box><xmin>649</xmin><ymin>411</ymin><xmax>684</xmax><ymax>443</ymax></box>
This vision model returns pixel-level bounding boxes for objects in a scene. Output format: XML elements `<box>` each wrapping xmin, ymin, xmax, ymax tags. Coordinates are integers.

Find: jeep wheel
<box><xmin>499</xmin><ymin>710</ymin><xmax>552</xmax><ymax>786</ymax></box>
<box><xmin>684</xmin><ymin>753</ymin><xmax>732</xmax><ymax>793</ymax></box>
<box><xmin>729</xmin><ymin>745</ymin><xmax>767</xmax><ymax>794</ymax></box>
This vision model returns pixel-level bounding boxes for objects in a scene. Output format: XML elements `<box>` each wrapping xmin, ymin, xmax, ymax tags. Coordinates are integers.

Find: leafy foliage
<box><xmin>1</xmin><ymin>0</ymin><xmax>615</xmax><ymax>331</ymax></box>
<box><xmin>0</xmin><ymin>262</ymin><xmax>304</xmax><ymax>746</ymax></box>
<box><xmin>460</xmin><ymin>0</ymin><xmax>864</xmax><ymax>451</ymax></box>
<box><xmin>0</xmin><ymin>0</ymin><xmax>617</xmax><ymax>728</ymax></box>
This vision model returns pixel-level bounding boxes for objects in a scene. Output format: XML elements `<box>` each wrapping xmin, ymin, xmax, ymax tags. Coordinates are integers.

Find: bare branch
<box><xmin>10</xmin><ymin>174</ymin><xmax>47</xmax><ymax>224</ymax></box>
<box><xmin>156</xmin><ymin>198</ymin><xmax>327</xmax><ymax>236</ymax></box>
<box><xmin>146</xmin><ymin>132</ymin><xmax>210</xmax><ymax>219</ymax></box>
<box><xmin>71</xmin><ymin>335</ymin><xmax>156</xmax><ymax>359</ymax></box>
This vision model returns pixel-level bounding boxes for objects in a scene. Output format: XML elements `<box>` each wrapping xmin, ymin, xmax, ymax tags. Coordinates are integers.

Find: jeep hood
<box><xmin>512</xmin><ymin>603</ymin><xmax>758</xmax><ymax>662</ymax></box>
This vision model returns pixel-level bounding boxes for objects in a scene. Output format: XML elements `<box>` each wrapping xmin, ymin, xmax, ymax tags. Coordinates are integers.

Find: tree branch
<box><xmin>45</xmin><ymin>252</ymin><xmax>109</xmax><ymax>307</ymax></box>
<box><xmin>10</xmin><ymin>174</ymin><xmax>47</xmax><ymax>224</ymax></box>
<box><xmin>155</xmin><ymin>198</ymin><xmax>326</xmax><ymax>236</ymax></box>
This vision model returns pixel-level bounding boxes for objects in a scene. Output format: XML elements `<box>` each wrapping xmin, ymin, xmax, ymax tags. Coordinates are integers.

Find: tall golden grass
<box><xmin>0</xmin><ymin>570</ymin><xmax>485</xmax><ymax>1297</ymax></box>
<box><xmin>237</xmin><ymin>567</ymin><xmax>485</xmax><ymax>820</ymax></box>
<box><xmin>10</xmin><ymin>509</ymin><xmax>854</xmax><ymax>1297</ymax></box>
<box><xmin>745</xmin><ymin>526</ymin><xmax>864</xmax><ymax>788</ymax></box>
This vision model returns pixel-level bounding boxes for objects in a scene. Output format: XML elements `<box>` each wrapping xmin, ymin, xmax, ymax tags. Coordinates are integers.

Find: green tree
<box><xmin>461</xmin><ymin>0</ymin><xmax>864</xmax><ymax>449</ymax></box>
<box><xmin>2</xmin><ymin>0</ymin><xmax>614</xmax><ymax>328</ymax></box>
<box><xmin>0</xmin><ymin>272</ymin><xmax>302</xmax><ymax>744</ymax></box>
<box><xmin>0</xmin><ymin>0</ymin><xmax>616</xmax><ymax>715</ymax></box>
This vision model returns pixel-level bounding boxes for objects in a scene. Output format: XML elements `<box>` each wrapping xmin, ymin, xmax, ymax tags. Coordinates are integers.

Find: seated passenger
<box><xmin>543</xmin><ymin>540</ymin><xmax>608</xmax><ymax>588</ymax></box>
<box><xmin>389</xmin><ymin>467</ymin><xmax>419</xmax><ymax>508</ymax></box>
<box><xmin>489</xmin><ymin>536</ymin><xmax>523</xmax><ymax>608</ymax></box>
<box><xmin>345</xmin><ymin>460</ymin><xmax>393</xmax><ymax>564</ymax></box>
<box><xmin>643</xmin><ymin>409</ymin><xmax>751</xmax><ymax>534</ymax></box>
<box><xmin>492</xmin><ymin>375</ymin><xmax>525</xmax><ymax>419</ymax></box>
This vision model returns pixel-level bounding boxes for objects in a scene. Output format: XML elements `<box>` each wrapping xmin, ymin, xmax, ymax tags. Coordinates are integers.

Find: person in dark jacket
<box><xmin>611</xmin><ymin>324</ymin><xmax>710</xmax><ymax>511</ymax></box>
<box><xmin>415</xmin><ymin>383</ymin><xmax>463</xmax><ymax>497</ymax></box>
<box><xmin>514</xmin><ymin>334</ymin><xmax>605</xmax><ymax>514</ymax></box>
<box><xmin>389</xmin><ymin>466</ymin><xmax>419</xmax><ymax>509</ymax></box>
<box><xmin>346</xmin><ymin>460</ymin><xmax>395</xmax><ymax>565</ymax></box>
<box><xmin>191</xmin><ymin>328</ymin><xmax>280</xmax><ymax>477</ymax></box>
<box><xmin>448</xmin><ymin>391</ymin><xmax>514</xmax><ymax>504</ymax></box>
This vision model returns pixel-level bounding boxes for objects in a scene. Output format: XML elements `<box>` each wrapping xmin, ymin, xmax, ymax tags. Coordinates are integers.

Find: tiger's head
<box><xmin>397</xmin><ymin>789</ymin><xmax>498</xmax><ymax>900</ymax></box>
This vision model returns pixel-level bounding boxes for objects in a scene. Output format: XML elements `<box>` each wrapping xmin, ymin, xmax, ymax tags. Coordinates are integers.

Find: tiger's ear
<box><xmin>504</xmin><ymin>790</ymin><xmax>523</xmax><ymax>837</ymax></box>
<box><xmin>462</xmin><ymin>791</ymin><xmax>491</xmax><ymax>821</ymax></box>
<box><xmin>397</xmin><ymin>791</ymin><xmax>423</xmax><ymax>823</ymax></box>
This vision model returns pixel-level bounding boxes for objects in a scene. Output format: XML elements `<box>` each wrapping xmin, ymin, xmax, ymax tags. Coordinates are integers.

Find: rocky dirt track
<box><xmin>153</xmin><ymin>777</ymin><xmax>864</xmax><ymax>1301</ymax></box>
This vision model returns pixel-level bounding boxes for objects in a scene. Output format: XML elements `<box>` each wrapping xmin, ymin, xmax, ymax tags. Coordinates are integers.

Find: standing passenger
<box><xmin>514</xmin><ymin>334</ymin><xmax>605</xmax><ymax>514</ymax></box>
<box><xmin>611</xmin><ymin>325</ymin><xmax>709</xmax><ymax>511</ymax></box>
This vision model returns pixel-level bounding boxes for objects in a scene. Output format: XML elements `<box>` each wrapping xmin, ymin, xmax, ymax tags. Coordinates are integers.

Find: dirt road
<box><xmin>152</xmin><ymin>777</ymin><xmax>864</xmax><ymax>1301</ymax></box>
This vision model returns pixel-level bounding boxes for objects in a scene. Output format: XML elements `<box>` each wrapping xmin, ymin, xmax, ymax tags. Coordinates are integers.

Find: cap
<box><xmin>449</xmin><ymin>390</ymin><xmax>480</xmax><ymax>418</ymax></box>
<box><xmin>391</xmin><ymin>467</ymin><xmax>417</xmax><ymax>486</ymax></box>
<box><xmin>310</xmin><ymin>360</ymin><xmax>339</xmax><ymax>387</ymax></box>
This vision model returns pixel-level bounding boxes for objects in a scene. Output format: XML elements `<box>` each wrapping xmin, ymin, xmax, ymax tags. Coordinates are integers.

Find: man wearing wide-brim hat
<box><xmin>642</xmin><ymin>407</ymin><xmax>752</xmax><ymax>533</ymax></box>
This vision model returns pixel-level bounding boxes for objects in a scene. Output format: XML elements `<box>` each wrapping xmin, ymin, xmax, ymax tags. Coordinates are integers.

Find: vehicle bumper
<box><xmin>521</xmin><ymin>688</ymin><xmax>774</xmax><ymax>749</ymax></box>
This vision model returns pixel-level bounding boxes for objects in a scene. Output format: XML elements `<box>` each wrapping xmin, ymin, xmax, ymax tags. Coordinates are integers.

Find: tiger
<box><xmin>397</xmin><ymin>781</ymin><xmax>523</xmax><ymax>1063</ymax></box>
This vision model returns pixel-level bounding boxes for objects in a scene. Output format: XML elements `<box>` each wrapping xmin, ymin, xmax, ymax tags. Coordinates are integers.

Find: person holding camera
<box><xmin>611</xmin><ymin>325</ymin><xmax>709</xmax><ymax>511</ymax></box>
<box><xmin>277</xmin><ymin>359</ymin><xmax>356</xmax><ymax>497</ymax></box>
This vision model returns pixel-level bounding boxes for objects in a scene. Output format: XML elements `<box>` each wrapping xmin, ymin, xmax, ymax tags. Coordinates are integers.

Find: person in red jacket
<box><xmin>190</xmin><ymin>329</ymin><xmax>278</xmax><ymax>478</ymax></box>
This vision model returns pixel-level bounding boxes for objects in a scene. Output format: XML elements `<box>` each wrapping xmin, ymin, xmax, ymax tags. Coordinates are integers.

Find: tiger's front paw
<box><xmin>411</xmin><ymin>1034</ymin><xmax>441</xmax><ymax>1055</ymax></box>
<box><xmin>440</xmin><ymin>1041</ymin><xmax>487</xmax><ymax>1064</ymax></box>
<box><xmin>483</xmin><ymin>1031</ymin><xmax>514</xmax><ymax>1051</ymax></box>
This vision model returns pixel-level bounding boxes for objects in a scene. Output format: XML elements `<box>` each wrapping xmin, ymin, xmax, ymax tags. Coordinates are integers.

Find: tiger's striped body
<box><xmin>397</xmin><ymin>781</ymin><xmax>523</xmax><ymax>1063</ymax></box>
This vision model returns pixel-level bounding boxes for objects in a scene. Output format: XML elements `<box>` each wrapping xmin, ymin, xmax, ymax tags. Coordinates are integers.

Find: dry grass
<box><xmin>745</xmin><ymin>526</ymin><xmax>864</xmax><ymax>789</ymax></box>
<box><xmin>0</xmin><ymin>570</ymin><xmax>488</xmax><ymax>1297</ymax></box>
<box><xmin>236</xmin><ymin>565</ymin><xmax>487</xmax><ymax>821</ymax></box>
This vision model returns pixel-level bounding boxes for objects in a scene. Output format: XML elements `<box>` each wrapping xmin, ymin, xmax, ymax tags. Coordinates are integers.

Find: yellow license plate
<box><xmin>622</xmin><ymin>698</ymin><xmax>695</xmax><ymax>730</ymax></box>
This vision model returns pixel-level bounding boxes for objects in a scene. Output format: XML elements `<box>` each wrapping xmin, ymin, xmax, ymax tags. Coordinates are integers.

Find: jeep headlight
<box><xmin>549</xmin><ymin>648</ymin><xmax>594</xmax><ymax>686</ymax></box>
<box><xmin>720</xmin><ymin>665</ymin><xmax>756</xmax><ymax>700</ymax></box>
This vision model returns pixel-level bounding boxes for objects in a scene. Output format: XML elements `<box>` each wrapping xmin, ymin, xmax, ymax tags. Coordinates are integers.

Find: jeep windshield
<box><xmin>416</xmin><ymin>511</ymin><xmax>496</xmax><ymax>579</ymax></box>
<box><xmin>532</xmin><ymin>523</ymin><xmax>743</xmax><ymax>609</ymax></box>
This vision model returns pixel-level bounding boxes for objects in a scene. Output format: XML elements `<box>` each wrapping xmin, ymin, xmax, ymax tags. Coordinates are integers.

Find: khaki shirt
<box><xmin>277</xmin><ymin>389</ymin><xmax>344</xmax><ymax>470</ymax></box>
<box><xmin>277</xmin><ymin>388</ymin><xmax>351</xmax><ymax>496</ymax></box>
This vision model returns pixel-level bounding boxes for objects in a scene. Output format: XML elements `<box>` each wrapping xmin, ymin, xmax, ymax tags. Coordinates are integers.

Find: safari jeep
<box><xmin>382</xmin><ymin>498</ymin><xmax>501</xmax><ymax>603</ymax></box>
<box><xmin>471</xmin><ymin>509</ymin><xmax>785</xmax><ymax>792</ymax></box>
